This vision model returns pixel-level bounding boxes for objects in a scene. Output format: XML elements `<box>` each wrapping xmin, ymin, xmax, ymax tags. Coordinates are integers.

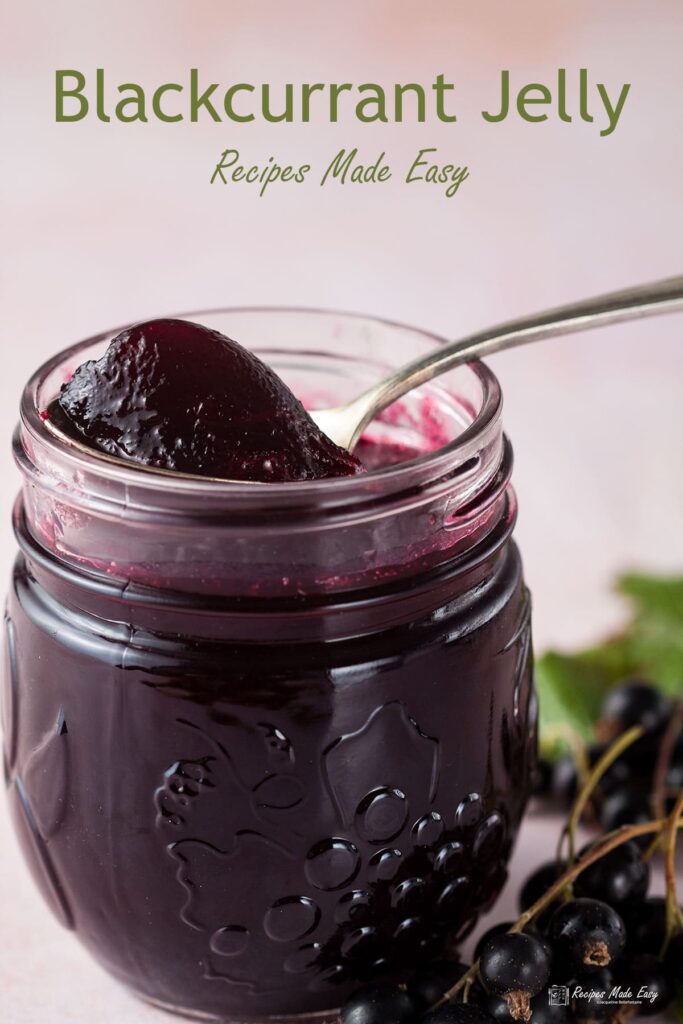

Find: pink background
<box><xmin>1</xmin><ymin>3</ymin><xmax>682</xmax><ymax>1021</ymax></box>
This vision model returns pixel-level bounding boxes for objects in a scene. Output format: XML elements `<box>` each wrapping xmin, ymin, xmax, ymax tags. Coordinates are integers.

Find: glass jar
<box><xmin>2</xmin><ymin>309</ymin><xmax>536</xmax><ymax>1023</ymax></box>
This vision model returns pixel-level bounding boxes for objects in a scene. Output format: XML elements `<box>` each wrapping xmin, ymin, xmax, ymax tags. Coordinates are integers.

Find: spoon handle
<box><xmin>343</xmin><ymin>274</ymin><xmax>683</xmax><ymax>448</ymax></box>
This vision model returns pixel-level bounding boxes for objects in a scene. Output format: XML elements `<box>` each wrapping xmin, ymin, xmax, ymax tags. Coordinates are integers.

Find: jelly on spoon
<box><xmin>47</xmin><ymin>318</ymin><xmax>362</xmax><ymax>482</ymax></box>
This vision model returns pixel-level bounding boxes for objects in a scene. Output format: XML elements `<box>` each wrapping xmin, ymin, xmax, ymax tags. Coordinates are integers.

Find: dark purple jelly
<box><xmin>5</xmin><ymin>507</ymin><xmax>533</xmax><ymax>1020</ymax></box>
<box><xmin>5</xmin><ymin>310</ymin><xmax>536</xmax><ymax>1023</ymax></box>
<box><xmin>48</xmin><ymin>318</ymin><xmax>361</xmax><ymax>482</ymax></box>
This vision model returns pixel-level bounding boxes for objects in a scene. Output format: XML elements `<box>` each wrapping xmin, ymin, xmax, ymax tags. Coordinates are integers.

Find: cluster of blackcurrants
<box><xmin>535</xmin><ymin>681</ymin><xmax>682</xmax><ymax>831</ymax></box>
<box><xmin>339</xmin><ymin>681</ymin><xmax>682</xmax><ymax>1024</ymax></box>
<box><xmin>340</xmin><ymin>843</ymin><xmax>680</xmax><ymax>1024</ymax></box>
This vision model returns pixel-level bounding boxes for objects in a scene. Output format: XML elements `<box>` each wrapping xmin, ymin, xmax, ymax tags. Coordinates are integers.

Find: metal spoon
<box><xmin>311</xmin><ymin>275</ymin><xmax>683</xmax><ymax>451</ymax></box>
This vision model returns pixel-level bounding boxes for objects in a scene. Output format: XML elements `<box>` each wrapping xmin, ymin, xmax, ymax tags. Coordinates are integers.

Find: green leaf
<box><xmin>618</xmin><ymin>573</ymin><xmax>683</xmax><ymax>624</ymax></box>
<box><xmin>615</xmin><ymin>573</ymin><xmax>683</xmax><ymax>696</ymax></box>
<box><xmin>536</xmin><ymin>652</ymin><xmax>608</xmax><ymax>759</ymax></box>
<box><xmin>537</xmin><ymin>573</ymin><xmax>683</xmax><ymax>760</ymax></box>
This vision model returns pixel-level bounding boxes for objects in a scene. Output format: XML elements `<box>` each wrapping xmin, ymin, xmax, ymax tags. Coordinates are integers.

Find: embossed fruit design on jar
<box><xmin>2</xmin><ymin>310</ymin><xmax>536</xmax><ymax>1023</ymax></box>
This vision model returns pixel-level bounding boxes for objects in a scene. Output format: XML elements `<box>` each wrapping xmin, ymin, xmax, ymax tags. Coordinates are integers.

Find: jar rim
<box><xmin>19</xmin><ymin>306</ymin><xmax>503</xmax><ymax>507</ymax></box>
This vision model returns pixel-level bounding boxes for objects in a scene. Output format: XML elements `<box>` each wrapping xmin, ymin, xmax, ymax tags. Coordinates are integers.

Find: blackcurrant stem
<box><xmin>557</xmin><ymin>725</ymin><xmax>644</xmax><ymax>869</ymax></box>
<box><xmin>432</xmin><ymin>817</ymin><xmax>683</xmax><ymax>1015</ymax></box>
<box><xmin>641</xmin><ymin>831</ymin><xmax>662</xmax><ymax>863</ymax></box>
<box><xmin>660</xmin><ymin>791</ymin><xmax>683</xmax><ymax>956</ymax></box>
<box><xmin>652</xmin><ymin>698</ymin><xmax>683</xmax><ymax>822</ymax></box>
<box><xmin>542</xmin><ymin>725</ymin><xmax>591</xmax><ymax>789</ymax></box>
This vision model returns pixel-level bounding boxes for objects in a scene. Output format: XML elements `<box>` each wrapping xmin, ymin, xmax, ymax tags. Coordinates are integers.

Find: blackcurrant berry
<box><xmin>551</xmin><ymin>755</ymin><xmax>578</xmax><ymax>806</ymax></box>
<box><xmin>518</xmin><ymin>861</ymin><xmax>567</xmax><ymax>931</ymax></box>
<box><xmin>479</xmin><ymin>932</ymin><xmax>552</xmax><ymax>1021</ymax></box>
<box><xmin>599</xmin><ymin>786</ymin><xmax>651</xmax><ymax>834</ymax></box>
<box><xmin>671</xmin><ymin>731</ymin><xmax>683</xmax><ymax>770</ymax></box>
<box><xmin>340</xmin><ymin>984</ymin><xmax>418</xmax><ymax>1024</ymax></box>
<box><xmin>474</xmin><ymin>993</ymin><xmax>513</xmax><ymax>1022</ymax></box>
<box><xmin>667</xmin><ymin>754</ymin><xmax>683</xmax><ymax>793</ymax></box>
<box><xmin>664</xmin><ymin>931</ymin><xmax>683</xmax><ymax>975</ymax></box>
<box><xmin>532</xmin><ymin>759</ymin><xmax>553</xmax><ymax>798</ymax></box>
<box><xmin>519</xmin><ymin>861</ymin><xmax>567</xmax><ymax>913</ymax></box>
<box><xmin>474</xmin><ymin>923</ymin><xmax>517</xmax><ymax>962</ymax></box>
<box><xmin>619</xmin><ymin>727</ymin><xmax>667</xmax><ymax>782</ymax></box>
<box><xmin>586</xmin><ymin>742</ymin><xmax>606</xmax><ymax>763</ymax></box>
<box><xmin>550</xmin><ymin>899</ymin><xmax>626</xmax><ymax>973</ymax></box>
<box><xmin>477</xmin><ymin>988</ymin><xmax>572</xmax><ymax>1024</ymax></box>
<box><xmin>598</xmin><ymin>681</ymin><xmax>671</xmax><ymax>739</ymax></box>
<box><xmin>624</xmin><ymin>897</ymin><xmax>668</xmax><ymax>957</ymax></box>
<box><xmin>423</xmin><ymin>1005</ymin><xmax>496</xmax><ymax>1024</ymax></box>
<box><xmin>526</xmin><ymin>989</ymin><xmax>572</xmax><ymax>1024</ymax></box>
<box><xmin>574</xmin><ymin>840</ymin><xmax>649</xmax><ymax>909</ymax></box>
<box><xmin>570</xmin><ymin>967</ymin><xmax>618</xmax><ymax>1022</ymax></box>
<box><xmin>621</xmin><ymin>952</ymin><xmax>674</xmax><ymax>1016</ymax></box>
<box><xmin>587</xmin><ymin>744</ymin><xmax>633</xmax><ymax>800</ymax></box>
<box><xmin>408</xmin><ymin>961</ymin><xmax>469</xmax><ymax>1011</ymax></box>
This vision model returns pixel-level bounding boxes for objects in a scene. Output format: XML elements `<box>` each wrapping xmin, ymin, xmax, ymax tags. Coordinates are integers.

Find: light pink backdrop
<box><xmin>0</xmin><ymin>3</ymin><xmax>681</xmax><ymax>1021</ymax></box>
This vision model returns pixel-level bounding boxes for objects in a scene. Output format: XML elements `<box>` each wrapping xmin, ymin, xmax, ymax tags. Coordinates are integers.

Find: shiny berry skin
<box><xmin>667</xmin><ymin>758</ymin><xmax>683</xmax><ymax>793</ymax></box>
<box><xmin>50</xmin><ymin>318</ymin><xmax>362</xmax><ymax>482</ymax></box>
<box><xmin>532</xmin><ymin>759</ymin><xmax>553</xmax><ymax>798</ymax></box>
<box><xmin>570</xmin><ymin>967</ymin><xmax>618</xmax><ymax>1022</ymax></box>
<box><xmin>474</xmin><ymin>994</ymin><xmax>512</xmax><ymax>1023</ymax></box>
<box><xmin>551</xmin><ymin>755</ymin><xmax>578</xmax><ymax>806</ymax></box>
<box><xmin>665</xmin><ymin>931</ymin><xmax>683</xmax><ymax>975</ymax></box>
<box><xmin>588</xmin><ymin>745</ymin><xmax>633</xmax><ymax>799</ymax></box>
<box><xmin>550</xmin><ymin>899</ymin><xmax>626</xmax><ymax>973</ymax></box>
<box><xmin>519</xmin><ymin>861</ymin><xmax>567</xmax><ymax>913</ymax></box>
<box><xmin>666</xmin><ymin>734</ymin><xmax>683</xmax><ymax>794</ymax></box>
<box><xmin>474</xmin><ymin>922</ymin><xmax>517</xmax><ymax>961</ymax></box>
<box><xmin>408</xmin><ymin>961</ymin><xmax>469</xmax><ymax>1011</ymax></box>
<box><xmin>525</xmin><ymin>990</ymin><xmax>572</xmax><ymax>1024</ymax></box>
<box><xmin>671</xmin><ymin>732</ymin><xmax>683</xmax><ymax>770</ymax></box>
<box><xmin>424</xmin><ymin>1006</ymin><xmax>496</xmax><ymax>1024</ymax></box>
<box><xmin>518</xmin><ymin>861</ymin><xmax>566</xmax><ymax>931</ymax></box>
<box><xmin>479</xmin><ymin>933</ymin><xmax>552</xmax><ymax>1021</ymax></box>
<box><xmin>574</xmin><ymin>840</ymin><xmax>649</xmax><ymax>909</ymax></box>
<box><xmin>621</xmin><ymin>953</ymin><xmax>673</xmax><ymax>1016</ymax></box>
<box><xmin>340</xmin><ymin>984</ymin><xmax>418</xmax><ymax>1024</ymax></box>
<box><xmin>624</xmin><ymin>897</ymin><xmax>668</xmax><ymax>956</ymax></box>
<box><xmin>477</xmin><ymin>989</ymin><xmax>571</xmax><ymax>1024</ymax></box>
<box><xmin>599</xmin><ymin>787</ymin><xmax>651</xmax><ymax>835</ymax></box>
<box><xmin>599</xmin><ymin>681</ymin><xmax>671</xmax><ymax>738</ymax></box>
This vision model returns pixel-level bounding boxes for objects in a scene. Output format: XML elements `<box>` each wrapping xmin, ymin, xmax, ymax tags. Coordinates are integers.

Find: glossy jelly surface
<box><xmin>48</xmin><ymin>319</ymin><xmax>361</xmax><ymax>482</ymax></box>
<box><xmin>3</xmin><ymin>493</ymin><xmax>535</xmax><ymax>1021</ymax></box>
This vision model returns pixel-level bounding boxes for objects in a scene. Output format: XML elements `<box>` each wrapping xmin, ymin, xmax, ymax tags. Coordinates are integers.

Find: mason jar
<box><xmin>2</xmin><ymin>309</ymin><xmax>536</xmax><ymax>1022</ymax></box>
